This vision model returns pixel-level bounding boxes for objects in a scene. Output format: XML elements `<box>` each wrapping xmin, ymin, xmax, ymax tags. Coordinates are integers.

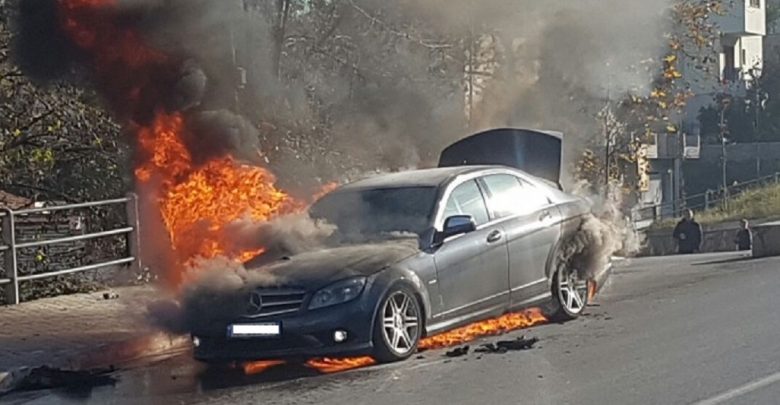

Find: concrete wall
<box><xmin>641</xmin><ymin>224</ymin><xmax>743</xmax><ymax>256</ymax></box>
<box><xmin>752</xmin><ymin>221</ymin><xmax>780</xmax><ymax>257</ymax></box>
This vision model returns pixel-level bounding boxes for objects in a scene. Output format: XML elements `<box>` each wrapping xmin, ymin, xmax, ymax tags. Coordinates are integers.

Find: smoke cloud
<box><xmin>12</xmin><ymin>0</ymin><xmax>672</xmax><ymax>183</ymax></box>
<box><xmin>561</xmin><ymin>183</ymin><xmax>645</xmax><ymax>285</ymax></box>
<box><xmin>225</xmin><ymin>213</ymin><xmax>337</xmax><ymax>266</ymax></box>
<box><xmin>11</xmin><ymin>0</ymin><xmax>665</xmax><ymax>332</ymax></box>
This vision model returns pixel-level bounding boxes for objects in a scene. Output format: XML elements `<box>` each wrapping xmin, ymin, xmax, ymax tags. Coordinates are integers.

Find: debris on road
<box><xmin>0</xmin><ymin>366</ymin><xmax>116</xmax><ymax>396</ymax></box>
<box><xmin>445</xmin><ymin>346</ymin><xmax>470</xmax><ymax>357</ymax></box>
<box><xmin>102</xmin><ymin>291</ymin><xmax>120</xmax><ymax>300</ymax></box>
<box><xmin>474</xmin><ymin>336</ymin><xmax>539</xmax><ymax>354</ymax></box>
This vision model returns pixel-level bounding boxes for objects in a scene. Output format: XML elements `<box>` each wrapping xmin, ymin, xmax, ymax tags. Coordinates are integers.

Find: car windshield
<box><xmin>310</xmin><ymin>187</ymin><xmax>438</xmax><ymax>241</ymax></box>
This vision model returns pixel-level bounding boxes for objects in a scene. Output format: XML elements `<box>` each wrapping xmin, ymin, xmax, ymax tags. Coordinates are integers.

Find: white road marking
<box><xmin>692</xmin><ymin>370</ymin><xmax>780</xmax><ymax>405</ymax></box>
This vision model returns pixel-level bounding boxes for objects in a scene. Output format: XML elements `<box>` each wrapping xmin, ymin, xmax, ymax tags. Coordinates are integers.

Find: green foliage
<box><xmin>698</xmin><ymin>53</ymin><xmax>780</xmax><ymax>144</ymax></box>
<box><xmin>0</xmin><ymin>6</ymin><xmax>129</xmax><ymax>203</ymax></box>
<box><xmin>652</xmin><ymin>183</ymin><xmax>780</xmax><ymax>230</ymax></box>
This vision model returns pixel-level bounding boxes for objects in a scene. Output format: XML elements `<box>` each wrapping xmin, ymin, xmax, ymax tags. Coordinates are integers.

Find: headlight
<box><xmin>308</xmin><ymin>277</ymin><xmax>367</xmax><ymax>310</ymax></box>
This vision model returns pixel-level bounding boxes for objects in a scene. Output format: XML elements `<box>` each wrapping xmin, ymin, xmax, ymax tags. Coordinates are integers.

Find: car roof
<box><xmin>338</xmin><ymin>166</ymin><xmax>499</xmax><ymax>191</ymax></box>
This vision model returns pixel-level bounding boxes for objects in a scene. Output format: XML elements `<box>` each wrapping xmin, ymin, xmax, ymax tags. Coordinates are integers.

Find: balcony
<box><xmin>713</xmin><ymin>0</ymin><xmax>766</xmax><ymax>36</ymax></box>
<box><xmin>644</xmin><ymin>133</ymin><xmax>700</xmax><ymax>160</ymax></box>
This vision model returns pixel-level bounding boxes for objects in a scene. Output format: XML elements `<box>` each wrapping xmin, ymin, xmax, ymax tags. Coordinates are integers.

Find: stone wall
<box><xmin>641</xmin><ymin>222</ymin><xmax>743</xmax><ymax>256</ymax></box>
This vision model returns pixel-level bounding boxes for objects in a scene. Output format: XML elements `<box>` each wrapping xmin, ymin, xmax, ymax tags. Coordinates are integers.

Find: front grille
<box><xmin>243</xmin><ymin>287</ymin><xmax>307</xmax><ymax>318</ymax></box>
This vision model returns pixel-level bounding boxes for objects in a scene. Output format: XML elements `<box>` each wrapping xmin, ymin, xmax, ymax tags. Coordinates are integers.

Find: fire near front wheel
<box><xmin>548</xmin><ymin>262</ymin><xmax>589</xmax><ymax>322</ymax></box>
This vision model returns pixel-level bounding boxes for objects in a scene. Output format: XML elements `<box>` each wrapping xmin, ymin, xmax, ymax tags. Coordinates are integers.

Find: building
<box><xmin>636</xmin><ymin>0</ymin><xmax>766</xmax><ymax>226</ymax></box>
<box><xmin>685</xmin><ymin>0</ymin><xmax>766</xmax><ymax>123</ymax></box>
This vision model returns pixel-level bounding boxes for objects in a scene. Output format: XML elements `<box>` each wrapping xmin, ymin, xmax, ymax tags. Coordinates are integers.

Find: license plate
<box><xmin>227</xmin><ymin>323</ymin><xmax>281</xmax><ymax>338</ymax></box>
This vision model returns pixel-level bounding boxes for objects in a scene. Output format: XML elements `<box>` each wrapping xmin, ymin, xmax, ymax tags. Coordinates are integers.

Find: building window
<box><xmin>749</xmin><ymin>0</ymin><xmax>761</xmax><ymax>8</ymax></box>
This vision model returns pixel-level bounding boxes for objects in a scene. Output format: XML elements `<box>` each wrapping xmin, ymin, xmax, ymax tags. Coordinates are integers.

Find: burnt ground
<box><xmin>5</xmin><ymin>252</ymin><xmax>780</xmax><ymax>405</ymax></box>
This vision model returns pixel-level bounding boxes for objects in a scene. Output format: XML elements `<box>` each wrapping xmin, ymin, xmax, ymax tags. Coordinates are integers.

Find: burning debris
<box><xmin>474</xmin><ymin>336</ymin><xmax>539</xmax><ymax>354</ymax></box>
<box><xmin>0</xmin><ymin>366</ymin><xmax>116</xmax><ymax>396</ymax></box>
<box><xmin>445</xmin><ymin>346</ymin><xmax>470</xmax><ymax>358</ymax></box>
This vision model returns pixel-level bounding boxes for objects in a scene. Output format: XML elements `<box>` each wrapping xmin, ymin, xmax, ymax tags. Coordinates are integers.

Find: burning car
<box><xmin>190</xmin><ymin>129</ymin><xmax>594</xmax><ymax>364</ymax></box>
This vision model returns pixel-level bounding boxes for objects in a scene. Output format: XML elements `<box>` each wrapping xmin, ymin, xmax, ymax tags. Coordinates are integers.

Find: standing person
<box><xmin>672</xmin><ymin>209</ymin><xmax>703</xmax><ymax>254</ymax></box>
<box><xmin>734</xmin><ymin>219</ymin><xmax>752</xmax><ymax>252</ymax></box>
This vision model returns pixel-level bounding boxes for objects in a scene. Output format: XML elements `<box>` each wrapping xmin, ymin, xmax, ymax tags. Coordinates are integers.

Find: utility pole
<box><xmin>604</xmin><ymin>98</ymin><xmax>611</xmax><ymax>190</ymax></box>
<box><xmin>603</xmin><ymin>75</ymin><xmax>614</xmax><ymax>194</ymax></box>
<box><xmin>719</xmin><ymin>96</ymin><xmax>731</xmax><ymax>209</ymax></box>
<box><xmin>229</xmin><ymin>28</ymin><xmax>247</xmax><ymax>114</ymax></box>
<box><xmin>466</xmin><ymin>19</ymin><xmax>475</xmax><ymax>129</ymax></box>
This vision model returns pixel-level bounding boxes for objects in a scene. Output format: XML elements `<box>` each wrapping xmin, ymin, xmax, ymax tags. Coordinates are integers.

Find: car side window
<box><xmin>482</xmin><ymin>174</ymin><xmax>550</xmax><ymax>217</ymax></box>
<box><xmin>442</xmin><ymin>180</ymin><xmax>490</xmax><ymax>225</ymax></box>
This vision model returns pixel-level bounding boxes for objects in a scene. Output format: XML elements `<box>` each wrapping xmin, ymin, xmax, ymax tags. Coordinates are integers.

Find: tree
<box><xmin>1</xmin><ymin>2</ymin><xmax>129</xmax><ymax>203</ymax></box>
<box><xmin>573</xmin><ymin>0</ymin><xmax>723</xmax><ymax>203</ymax></box>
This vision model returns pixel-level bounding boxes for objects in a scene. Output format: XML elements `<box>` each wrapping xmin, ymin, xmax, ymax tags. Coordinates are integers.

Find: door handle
<box><xmin>539</xmin><ymin>211</ymin><xmax>552</xmax><ymax>221</ymax></box>
<box><xmin>487</xmin><ymin>230</ymin><xmax>503</xmax><ymax>243</ymax></box>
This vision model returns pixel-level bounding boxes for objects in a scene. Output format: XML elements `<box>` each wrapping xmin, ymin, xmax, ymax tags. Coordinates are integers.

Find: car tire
<box><xmin>372</xmin><ymin>284</ymin><xmax>422</xmax><ymax>363</ymax></box>
<box><xmin>547</xmin><ymin>258</ymin><xmax>589</xmax><ymax>322</ymax></box>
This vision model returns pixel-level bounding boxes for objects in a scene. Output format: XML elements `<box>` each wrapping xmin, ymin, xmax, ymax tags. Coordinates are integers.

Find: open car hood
<box><xmin>438</xmin><ymin>128</ymin><xmax>563</xmax><ymax>185</ymax></box>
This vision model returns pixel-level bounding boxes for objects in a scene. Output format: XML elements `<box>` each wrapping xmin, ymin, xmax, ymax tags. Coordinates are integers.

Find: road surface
<box><xmin>5</xmin><ymin>252</ymin><xmax>780</xmax><ymax>405</ymax></box>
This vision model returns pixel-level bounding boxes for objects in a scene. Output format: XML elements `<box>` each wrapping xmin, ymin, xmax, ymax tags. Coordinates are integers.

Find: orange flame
<box><xmin>588</xmin><ymin>280</ymin><xmax>598</xmax><ymax>301</ymax></box>
<box><xmin>242</xmin><ymin>360</ymin><xmax>286</xmax><ymax>375</ymax></box>
<box><xmin>312</xmin><ymin>182</ymin><xmax>341</xmax><ymax>201</ymax></box>
<box><xmin>133</xmin><ymin>113</ymin><xmax>297</xmax><ymax>286</ymax></box>
<box><xmin>305</xmin><ymin>357</ymin><xmax>377</xmax><ymax>374</ymax></box>
<box><xmin>419</xmin><ymin>307</ymin><xmax>547</xmax><ymax>350</ymax></box>
<box><xmin>242</xmin><ymin>308</ymin><xmax>549</xmax><ymax>376</ymax></box>
<box><xmin>57</xmin><ymin>0</ymin><xmax>302</xmax><ymax>287</ymax></box>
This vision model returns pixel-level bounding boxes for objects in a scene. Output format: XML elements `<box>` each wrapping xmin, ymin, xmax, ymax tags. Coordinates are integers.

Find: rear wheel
<box><xmin>548</xmin><ymin>262</ymin><xmax>589</xmax><ymax>321</ymax></box>
<box><xmin>372</xmin><ymin>285</ymin><xmax>422</xmax><ymax>363</ymax></box>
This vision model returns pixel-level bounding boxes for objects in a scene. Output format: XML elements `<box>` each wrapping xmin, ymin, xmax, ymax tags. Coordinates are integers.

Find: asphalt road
<box><xmin>5</xmin><ymin>251</ymin><xmax>780</xmax><ymax>405</ymax></box>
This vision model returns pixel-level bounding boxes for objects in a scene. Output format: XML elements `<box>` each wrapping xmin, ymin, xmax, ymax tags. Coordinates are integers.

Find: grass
<box><xmin>650</xmin><ymin>183</ymin><xmax>780</xmax><ymax>230</ymax></box>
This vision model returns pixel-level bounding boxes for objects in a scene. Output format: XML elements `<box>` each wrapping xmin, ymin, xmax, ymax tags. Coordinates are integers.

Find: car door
<box><xmin>431</xmin><ymin>179</ymin><xmax>510</xmax><ymax>325</ymax></box>
<box><xmin>480</xmin><ymin>173</ymin><xmax>562</xmax><ymax>307</ymax></box>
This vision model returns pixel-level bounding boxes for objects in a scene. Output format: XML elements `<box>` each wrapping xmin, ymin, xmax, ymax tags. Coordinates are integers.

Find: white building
<box><xmin>685</xmin><ymin>0</ymin><xmax>766</xmax><ymax>127</ymax></box>
<box><xmin>636</xmin><ymin>1</ymin><xmax>766</xmax><ymax>225</ymax></box>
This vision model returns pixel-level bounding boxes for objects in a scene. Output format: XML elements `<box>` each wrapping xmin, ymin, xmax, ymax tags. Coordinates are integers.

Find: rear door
<box><xmin>480</xmin><ymin>173</ymin><xmax>562</xmax><ymax>307</ymax></box>
<box><xmin>431</xmin><ymin>179</ymin><xmax>510</xmax><ymax>326</ymax></box>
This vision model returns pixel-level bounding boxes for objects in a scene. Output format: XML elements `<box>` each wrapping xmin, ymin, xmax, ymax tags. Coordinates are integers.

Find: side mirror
<box><xmin>435</xmin><ymin>215</ymin><xmax>477</xmax><ymax>245</ymax></box>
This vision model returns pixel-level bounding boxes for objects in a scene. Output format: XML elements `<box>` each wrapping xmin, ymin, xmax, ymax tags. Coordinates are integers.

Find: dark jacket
<box><xmin>735</xmin><ymin>229</ymin><xmax>752</xmax><ymax>251</ymax></box>
<box><xmin>673</xmin><ymin>219</ymin><xmax>703</xmax><ymax>254</ymax></box>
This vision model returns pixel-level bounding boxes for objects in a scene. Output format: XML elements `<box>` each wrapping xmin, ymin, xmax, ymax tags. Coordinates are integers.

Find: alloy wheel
<box><xmin>557</xmin><ymin>266</ymin><xmax>588</xmax><ymax>314</ymax></box>
<box><xmin>381</xmin><ymin>291</ymin><xmax>420</xmax><ymax>355</ymax></box>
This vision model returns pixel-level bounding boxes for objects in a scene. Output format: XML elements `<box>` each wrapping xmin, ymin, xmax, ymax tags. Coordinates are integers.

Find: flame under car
<box><xmin>191</xmin><ymin>156</ymin><xmax>593</xmax><ymax>364</ymax></box>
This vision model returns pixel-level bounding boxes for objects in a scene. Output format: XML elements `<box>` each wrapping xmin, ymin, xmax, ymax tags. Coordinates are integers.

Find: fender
<box><xmin>369</xmin><ymin>266</ymin><xmax>433</xmax><ymax>338</ymax></box>
<box><xmin>544</xmin><ymin>208</ymin><xmax>588</xmax><ymax>285</ymax></box>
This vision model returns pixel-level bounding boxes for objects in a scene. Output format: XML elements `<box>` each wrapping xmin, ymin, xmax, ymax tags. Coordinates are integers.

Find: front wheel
<box><xmin>372</xmin><ymin>285</ymin><xmax>422</xmax><ymax>363</ymax></box>
<box><xmin>548</xmin><ymin>263</ymin><xmax>589</xmax><ymax>321</ymax></box>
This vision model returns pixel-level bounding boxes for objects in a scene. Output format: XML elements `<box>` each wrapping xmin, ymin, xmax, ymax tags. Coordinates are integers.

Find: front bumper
<box><xmin>193</xmin><ymin>295</ymin><xmax>376</xmax><ymax>362</ymax></box>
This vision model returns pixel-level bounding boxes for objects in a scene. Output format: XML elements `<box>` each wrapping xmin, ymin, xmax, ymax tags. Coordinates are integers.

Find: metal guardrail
<box><xmin>0</xmin><ymin>193</ymin><xmax>142</xmax><ymax>305</ymax></box>
<box><xmin>633</xmin><ymin>172</ymin><xmax>780</xmax><ymax>226</ymax></box>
